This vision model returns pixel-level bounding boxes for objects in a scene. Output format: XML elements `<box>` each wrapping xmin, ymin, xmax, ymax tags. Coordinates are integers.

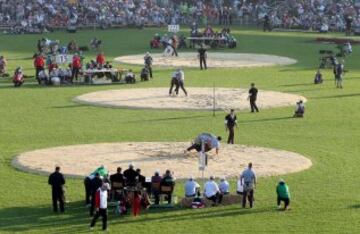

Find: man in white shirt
<box><xmin>174</xmin><ymin>69</ymin><xmax>187</xmax><ymax>96</ymax></box>
<box><xmin>204</xmin><ymin>176</ymin><xmax>222</xmax><ymax>204</ymax></box>
<box><xmin>218</xmin><ymin>177</ymin><xmax>230</xmax><ymax>195</ymax></box>
<box><xmin>184</xmin><ymin>176</ymin><xmax>200</xmax><ymax>197</ymax></box>
<box><xmin>90</xmin><ymin>183</ymin><xmax>110</xmax><ymax>231</ymax></box>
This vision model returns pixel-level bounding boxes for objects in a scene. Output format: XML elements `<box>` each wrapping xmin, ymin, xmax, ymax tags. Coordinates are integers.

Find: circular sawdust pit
<box><xmin>13</xmin><ymin>142</ymin><xmax>312</xmax><ymax>179</ymax></box>
<box><xmin>114</xmin><ymin>52</ymin><xmax>297</xmax><ymax>68</ymax></box>
<box><xmin>74</xmin><ymin>88</ymin><xmax>307</xmax><ymax>111</ymax></box>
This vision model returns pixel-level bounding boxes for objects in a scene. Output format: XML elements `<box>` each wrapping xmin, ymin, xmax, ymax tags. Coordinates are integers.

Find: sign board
<box><xmin>55</xmin><ymin>54</ymin><xmax>74</xmax><ymax>64</ymax></box>
<box><xmin>168</xmin><ymin>24</ymin><xmax>180</xmax><ymax>33</ymax></box>
<box><xmin>198</xmin><ymin>152</ymin><xmax>207</xmax><ymax>171</ymax></box>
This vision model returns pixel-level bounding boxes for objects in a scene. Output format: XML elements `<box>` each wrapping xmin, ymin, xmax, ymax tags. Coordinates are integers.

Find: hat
<box><xmin>129</xmin><ymin>163</ymin><xmax>134</xmax><ymax>168</ymax></box>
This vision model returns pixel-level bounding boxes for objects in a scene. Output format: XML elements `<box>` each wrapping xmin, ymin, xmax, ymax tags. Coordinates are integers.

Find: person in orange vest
<box><xmin>34</xmin><ymin>53</ymin><xmax>45</xmax><ymax>84</ymax></box>
<box><xmin>71</xmin><ymin>54</ymin><xmax>82</xmax><ymax>82</ymax></box>
<box><xmin>96</xmin><ymin>52</ymin><xmax>105</xmax><ymax>68</ymax></box>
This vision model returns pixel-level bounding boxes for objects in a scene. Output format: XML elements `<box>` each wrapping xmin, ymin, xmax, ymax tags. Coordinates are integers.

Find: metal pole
<box><xmin>213</xmin><ymin>81</ymin><xmax>216</xmax><ymax>117</ymax></box>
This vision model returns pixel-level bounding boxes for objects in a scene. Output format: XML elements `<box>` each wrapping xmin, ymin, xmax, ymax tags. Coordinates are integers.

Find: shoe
<box><xmin>277</xmin><ymin>205</ymin><xmax>282</xmax><ymax>209</ymax></box>
<box><xmin>89</xmin><ymin>227</ymin><xmax>94</xmax><ymax>231</ymax></box>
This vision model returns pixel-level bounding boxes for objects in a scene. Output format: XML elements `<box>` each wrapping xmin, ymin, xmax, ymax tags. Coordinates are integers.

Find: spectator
<box><xmin>48</xmin><ymin>166</ymin><xmax>65</xmax><ymax>213</ymax></box>
<box><xmin>13</xmin><ymin>67</ymin><xmax>24</xmax><ymax>87</ymax></box>
<box><xmin>0</xmin><ymin>56</ymin><xmax>7</xmax><ymax>75</ymax></box>
<box><xmin>294</xmin><ymin>100</ymin><xmax>305</xmax><ymax>118</ymax></box>
<box><xmin>160</xmin><ymin>170</ymin><xmax>175</xmax><ymax>204</ymax></box>
<box><xmin>218</xmin><ymin>177</ymin><xmax>230</xmax><ymax>195</ymax></box>
<box><xmin>125</xmin><ymin>69</ymin><xmax>136</xmax><ymax>84</ymax></box>
<box><xmin>96</xmin><ymin>52</ymin><xmax>106</xmax><ymax>68</ymax></box>
<box><xmin>204</xmin><ymin>176</ymin><xmax>222</xmax><ymax>205</ymax></box>
<box><xmin>90</xmin><ymin>183</ymin><xmax>110</xmax><ymax>232</ymax></box>
<box><xmin>151</xmin><ymin>170</ymin><xmax>162</xmax><ymax>205</ymax></box>
<box><xmin>123</xmin><ymin>163</ymin><xmax>138</xmax><ymax>187</ymax></box>
<box><xmin>136</xmin><ymin>168</ymin><xmax>146</xmax><ymax>187</ymax></box>
<box><xmin>71</xmin><ymin>54</ymin><xmax>81</xmax><ymax>82</ymax></box>
<box><xmin>89</xmin><ymin>173</ymin><xmax>103</xmax><ymax>217</ymax></box>
<box><xmin>276</xmin><ymin>179</ymin><xmax>291</xmax><ymax>210</ymax></box>
<box><xmin>184</xmin><ymin>176</ymin><xmax>200</xmax><ymax>197</ymax></box>
<box><xmin>34</xmin><ymin>53</ymin><xmax>45</xmax><ymax>84</ymax></box>
<box><xmin>240</xmin><ymin>162</ymin><xmax>256</xmax><ymax>208</ymax></box>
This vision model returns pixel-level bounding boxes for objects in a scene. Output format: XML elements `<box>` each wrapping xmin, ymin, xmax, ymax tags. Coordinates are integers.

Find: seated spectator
<box><xmin>204</xmin><ymin>176</ymin><xmax>222</xmax><ymax>205</ymax></box>
<box><xmin>67</xmin><ymin>39</ymin><xmax>78</xmax><ymax>52</ymax></box>
<box><xmin>103</xmin><ymin>61</ymin><xmax>112</xmax><ymax>69</ymax></box>
<box><xmin>13</xmin><ymin>67</ymin><xmax>24</xmax><ymax>87</ymax></box>
<box><xmin>0</xmin><ymin>56</ymin><xmax>7</xmax><ymax>75</ymax></box>
<box><xmin>38</xmin><ymin>69</ymin><xmax>49</xmax><ymax>85</ymax></box>
<box><xmin>150</xmin><ymin>34</ymin><xmax>161</xmax><ymax>49</ymax></box>
<box><xmin>294</xmin><ymin>100</ymin><xmax>305</xmax><ymax>118</ymax></box>
<box><xmin>276</xmin><ymin>179</ymin><xmax>291</xmax><ymax>210</ymax></box>
<box><xmin>184</xmin><ymin>176</ymin><xmax>200</xmax><ymax>198</ymax></box>
<box><xmin>314</xmin><ymin>70</ymin><xmax>323</xmax><ymax>84</ymax></box>
<box><xmin>218</xmin><ymin>177</ymin><xmax>230</xmax><ymax>195</ymax></box>
<box><xmin>136</xmin><ymin>168</ymin><xmax>146</xmax><ymax>187</ymax></box>
<box><xmin>50</xmin><ymin>68</ymin><xmax>61</xmax><ymax>86</ymax></box>
<box><xmin>140</xmin><ymin>67</ymin><xmax>150</xmax><ymax>81</ymax></box>
<box><xmin>90</xmin><ymin>38</ymin><xmax>102</xmax><ymax>50</ymax></box>
<box><xmin>110</xmin><ymin>167</ymin><xmax>124</xmax><ymax>186</ymax></box>
<box><xmin>236</xmin><ymin>177</ymin><xmax>244</xmax><ymax>195</ymax></box>
<box><xmin>160</xmin><ymin>170</ymin><xmax>175</xmax><ymax>204</ymax></box>
<box><xmin>123</xmin><ymin>163</ymin><xmax>138</xmax><ymax>187</ymax></box>
<box><xmin>319</xmin><ymin>23</ymin><xmax>329</xmax><ymax>33</ymax></box>
<box><xmin>151</xmin><ymin>170</ymin><xmax>162</xmax><ymax>205</ymax></box>
<box><xmin>125</xmin><ymin>69</ymin><xmax>136</xmax><ymax>84</ymax></box>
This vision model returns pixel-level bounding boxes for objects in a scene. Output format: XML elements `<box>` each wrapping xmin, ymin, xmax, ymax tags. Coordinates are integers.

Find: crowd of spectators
<box><xmin>1</xmin><ymin>0</ymin><xmax>359</xmax><ymax>34</ymax></box>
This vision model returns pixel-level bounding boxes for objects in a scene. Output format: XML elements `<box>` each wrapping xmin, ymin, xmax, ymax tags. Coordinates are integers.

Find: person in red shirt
<box><xmin>96</xmin><ymin>52</ymin><xmax>105</xmax><ymax>68</ymax></box>
<box><xmin>132</xmin><ymin>191</ymin><xmax>141</xmax><ymax>216</ymax></box>
<box><xmin>34</xmin><ymin>54</ymin><xmax>45</xmax><ymax>84</ymax></box>
<box><xmin>90</xmin><ymin>183</ymin><xmax>109</xmax><ymax>231</ymax></box>
<box><xmin>71</xmin><ymin>54</ymin><xmax>82</xmax><ymax>82</ymax></box>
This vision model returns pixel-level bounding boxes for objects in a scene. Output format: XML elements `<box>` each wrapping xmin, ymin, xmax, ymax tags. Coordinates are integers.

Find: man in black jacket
<box><xmin>123</xmin><ymin>163</ymin><xmax>138</xmax><ymax>187</ymax></box>
<box><xmin>48</xmin><ymin>166</ymin><xmax>65</xmax><ymax>213</ymax></box>
<box><xmin>225</xmin><ymin>109</ymin><xmax>238</xmax><ymax>144</ymax></box>
<box><xmin>198</xmin><ymin>44</ymin><xmax>207</xmax><ymax>70</ymax></box>
<box><xmin>89</xmin><ymin>173</ymin><xmax>103</xmax><ymax>216</ymax></box>
<box><xmin>248</xmin><ymin>83</ymin><xmax>259</xmax><ymax>113</ymax></box>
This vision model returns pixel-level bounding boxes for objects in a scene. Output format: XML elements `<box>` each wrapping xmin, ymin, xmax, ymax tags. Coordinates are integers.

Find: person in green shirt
<box><xmin>276</xmin><ymin>179</ymin><xmax>290</xmax><ymax>210</ymax></box>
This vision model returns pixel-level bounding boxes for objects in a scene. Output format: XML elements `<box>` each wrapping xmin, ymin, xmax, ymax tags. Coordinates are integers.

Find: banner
<box><xmin>55</xmin><ymin>54</ymin><xmax>73</xmax><ymax>64</ymax></box>
<box><xmin>168</xmin><ymin>24</ymin><xmax>180</xmax><ymax>33</ymax></box>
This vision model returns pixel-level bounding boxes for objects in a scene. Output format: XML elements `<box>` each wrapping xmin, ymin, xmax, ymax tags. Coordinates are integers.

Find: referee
<box><xmin>225</xmin><ymin>109</ymin><xmax>238</xmax><ymax>144</ymax></box>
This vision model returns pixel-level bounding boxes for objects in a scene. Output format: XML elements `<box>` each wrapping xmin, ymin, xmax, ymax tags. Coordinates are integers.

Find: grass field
<box><xmin>0</xmin><ymin>27</ymin><xmax>360</xmax><ymax>234</ymax></box>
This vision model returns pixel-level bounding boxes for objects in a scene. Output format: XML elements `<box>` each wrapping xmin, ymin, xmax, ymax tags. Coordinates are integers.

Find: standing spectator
<box><xmin>48</xmin><ymin>166</ymin><xmax>65</xmax><ymax>213</ymax></box>
<box><xmin>224</xmin><ymin>109</ymin><xmax>237</xmax><ymax>144</ymax></box>
<box><xmin>198</xmin><ymin>44</ymin><xmax>207</xmax><ymax>70</ymax></box>
<box><xmin>90</xmin><ymin>183</ymin><xmax>110</xmax><ymax>231</ymax></box>
<box><xmin>240</xmin><ymin>163</ymin><xmax>256</xmax><ymax>208</ymax></box>
<box><xmin>248</xmin><ymin>83</ymin><xmax>259</xmax><ymax>113</ymax></box>
<box><xmin>144</xmin><ymin>52</ymin><xmax>153</xmax><ymax>78</ymax></box>
<box><xmin>123</xmin><ymin>163</ymin><xmax>138</xmax><ymax>187</ymax></box>
<box><xmin>71</xmin><ymin>54</ymin><xmax>82</xmax><ymax>82</ymax></box>
<box><xmin>89</xmin><ymin>173</ymin><xmax>103</xmax><ymax>217</ymax></box>
<box><xmin>276</xmin><ymin>179</ymin><xmax>291</xmax><ymax>210</ymax></box>
<box><xmin>0</xmin><ymin>56</ymin><xmax>7</xmax><ymax>75</ymax></box>
<box><xmin>204</xmin><ymin>176</ymin><xmax>222</xmax><ymax>205</ymax></box>
<box><xmin>184</xmin><ymin>176</ymin><xmax>200</xmax><ymax>197</ymax></box>
<box><xmin>96</xmin><ymin>52</ymin><xmax>106</xmax><ymax>68</ymax></box>
<box><xmin>34</xmin><ymin>53</ymin><xmax>45</xmax><ymax>84</ymax></box>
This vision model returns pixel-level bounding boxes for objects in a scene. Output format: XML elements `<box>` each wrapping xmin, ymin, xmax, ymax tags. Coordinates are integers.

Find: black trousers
<box><xmin>84</xmin><ymin>177</ymin><xmax>91</xmax><ymax>205</ymax></box>
<box><xmin>200</xmin><ymin>57</ymin><xmax>207</xmax><ymax>70</ymax></box>
<box><xmin>90</xmin><ymin>192</ymin><xmax>97</xmax><ymax>216</ymax></box>
<box><xmin>227</xmin><ymin>126</ymin><xmax>235</xmax><ymax>144</ymax></box>
<box><xmin>206</xmin><ymin>192</ymin><xmax>222</xmax><ymax>204</ymax></box>
<box><xmin>242</xmin><ymin>189</ymin><xmax>254</xmax><ymax>208</ymax></box>
<box><xmin>187</xmin><ymin>143</ymin><xmax>211</xmax><ymax>152</ymax></box>
<box><xmin>250</xmin><ymin>99</ymin><xmax>259</xmax><ymax>112</ymax></box>
<box><xmin>153</xmin><ymin>191</ymin><xmax>160</xmax><ymax>205</ymax></box>
<box><xmin>277</xmin><ymin>197</ymin><xmax>290</xmax><ymax>208</ymax></box>
<box><xmin>35</xmin><ymin>67</ymin><xmax>44</xmax><ymax>84</ymax></box>
<box><xmin>148</xmin><ymin>66</ymin><xmax>153</xmax><ymax>78</ymax></box>
<box><xmin>175</xmin><ymin>81</ymin><xmax>187</xmax><ymax>96</ymax></box>
<box><xmin>169</xmin><ymin>78</ymin><xmax>179</xmax><ymax>95</ymax></box>
<box><xmin>71</xmin><ymin>67</ymin><xmax>80</xmax><ymax>81</ymax></box>
<box><xmin>171</xmin><ymin>46</ymin><xmax>178</xmax><ymax>56</ymax></box>
<box><xmin>52</xmin><ymin>190</ymin><xmax>64</xmax><ymax>212</ymax></box>
<box><xmin>90</xmin><ymin>208</ymin><xmax>107</xmax><ymax>230</ymax></box>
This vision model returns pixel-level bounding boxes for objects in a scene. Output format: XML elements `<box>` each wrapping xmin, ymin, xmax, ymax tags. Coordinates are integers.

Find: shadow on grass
<box><xmin>241</xmin><ymin>116</ymin><xmax>294</xmax><ymax>124</ymax></box>
<box><xmin>279</xmin><ymin>82</ymin><xmax>316</xmax><ymax>87</ymax></box>
<box><xmin>0</xmin><ymin>199</ymin><xmax>274</xmax><ymax>233</ymax></box>
<box><xmin>311</xmin><ymin>93</ymin><xmax>360</xmax><ymax>99</ymax></box>
<box><xmin>122</xmin><ymin>114</ymin><xmax>210</xmax><ymax>124</ymax></box>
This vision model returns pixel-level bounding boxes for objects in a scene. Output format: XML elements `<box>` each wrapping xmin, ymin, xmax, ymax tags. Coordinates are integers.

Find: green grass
<box><xmin>0</xmin><ymin>27</ymin><xmax>360</xmax><ymax>233</ymax></box>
